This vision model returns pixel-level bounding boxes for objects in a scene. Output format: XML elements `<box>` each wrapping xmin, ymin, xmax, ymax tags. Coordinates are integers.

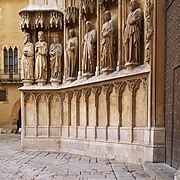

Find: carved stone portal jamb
<box><xmin>95</xmin><ymin>0</ymin><xmax>101</xmax><ymax>76</ymax></box>
<box><xmin>78</xmin><ymin>7</ymin><xmax>83</xmax><ymax>80</ymax></box>
<box><xmin>145</xmin><ymin>0</ymin><xmax>154</xmax><ymax>64</ymax></box>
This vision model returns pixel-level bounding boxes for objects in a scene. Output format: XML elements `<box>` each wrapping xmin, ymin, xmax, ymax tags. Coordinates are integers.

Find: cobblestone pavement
<box><xmin>0</xmin><ymin>134</ymin><xmax>151</xmax><ymax>180</ymax></box>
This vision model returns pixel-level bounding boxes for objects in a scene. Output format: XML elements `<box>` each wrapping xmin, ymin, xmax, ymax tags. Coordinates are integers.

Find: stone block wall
<box><xmin>21</xmin><ymin>69</ymin><xmax>165</xmax><ymax>164</ymax></box>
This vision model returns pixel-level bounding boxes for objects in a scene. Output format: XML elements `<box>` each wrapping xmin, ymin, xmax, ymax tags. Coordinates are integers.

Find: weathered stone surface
<box><xmin>0</xmin><ymin>134</ymin><xmax>153</xmax><ymax>180</ymax></box>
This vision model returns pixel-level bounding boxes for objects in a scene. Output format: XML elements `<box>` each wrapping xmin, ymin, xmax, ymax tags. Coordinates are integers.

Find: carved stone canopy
<box><xmin>65</xmin><ymin>7</ymin><xmax>79</xmax><ymax>26</ymax></box>
<box><xmin>19</xmin><ymin>6</ymin><xmax>63</xmax><ymax>30</ymax></box>
<box><xmin>80</xmin><ymin>0</ymin><xmax>96</xmax><ymax>19</ymax></box>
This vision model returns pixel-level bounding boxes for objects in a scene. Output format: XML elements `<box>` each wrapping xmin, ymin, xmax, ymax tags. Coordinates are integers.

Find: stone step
<box><xmin>143</xmin><ymin>162</ymin><xmax>178</xmax><ymax>180</ymax></box>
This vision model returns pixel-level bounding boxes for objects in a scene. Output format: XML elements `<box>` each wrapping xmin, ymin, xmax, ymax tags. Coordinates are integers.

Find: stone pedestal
<box><xmin>36</xmin><ymin>79</ymin><xmax>46</xmax><ymax>86</ymax></box>
<box><xmin>95</xmin><ymin>66</ymin><xmax>100</xmax><ymax>76</ymax></box>
<box><xmin>101</xmin><ymin>67</ymin><xmax>114</xmax><ymax>75</ymax></box>
<box><xmin>144</xmin><ymin>127</ymin><xmax>166</xmax><ymax>162</ymax></box>
<box><xmin>22</xmin><ymin>80</ymin><xmax>34</xmax><ymax>86</ymax></box>
<box><xmin>125</xmin><ymin>63</ymin><xmax>139</xmax><ymax>71</ymax></box>
<box><xmin>50</xmin><ymin>79</ymin><xmax>61</xmax><ymax>86</ymax></box>
<box><xmin>66</xmin><ymin>77</ymin><xmax>77</xmax><ymax>82</ymax></box>
<box><xmin>78</xmin><ymin>71</ymin><xmax>82</xmax><ymax>80</ymax></box>
<box><xmin>82</xmin><ymin>73</ymin><xmax>93</xmax><ymax>80</ymax></box>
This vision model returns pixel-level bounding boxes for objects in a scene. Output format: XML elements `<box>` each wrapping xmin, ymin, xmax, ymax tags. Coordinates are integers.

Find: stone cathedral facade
<box><xmin>19</xmin><ymin>0</ymin><xmax>166</xmax><ymax>164</ymax></box>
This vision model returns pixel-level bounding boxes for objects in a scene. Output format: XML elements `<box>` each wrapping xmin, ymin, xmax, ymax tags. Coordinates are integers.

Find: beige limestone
<box><xmin>19</xmin><ymin>0</ymin><xmax>166</xmax><ymax>165</ymax></box>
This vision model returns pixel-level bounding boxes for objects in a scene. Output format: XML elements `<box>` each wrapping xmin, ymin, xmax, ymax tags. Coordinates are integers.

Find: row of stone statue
<box><xmin>21</xmin><ymin>0</ymin><xmax>143</xmax><ymax>85</ymax></box>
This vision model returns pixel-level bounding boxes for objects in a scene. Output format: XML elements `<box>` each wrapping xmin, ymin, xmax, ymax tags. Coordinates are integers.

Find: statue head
<box><xmin>24</xmin><ymin>32</ymin><xmax>30</xmax><ymax>44</ymax></box>
<box><xmin>69</xmin><ymin>29</ymin><xmax>75</xmax><ymax>38</ymax></box>
<box><xmin>38</xmin><ymin>31</ymin><xmax>44</xmax><ymax>42</ymax></box>
<box><xmin>130</xmin><ymin>0</ymin><xmax>138</xmax><ymax>11</ymax></box>
<box><xmin>104</xmin><ymin>11</ymin><xmax>111</xmax><ymax>22</ymax></box>
<box><xmin>53</xmin><ymin>34</ymin><xmax>59</xmax><ymax>43</ymax></box>
<box><xmin>86</xmin><ymin>21</ymin><xmax>93</xmax><ymax>32</ymax></box>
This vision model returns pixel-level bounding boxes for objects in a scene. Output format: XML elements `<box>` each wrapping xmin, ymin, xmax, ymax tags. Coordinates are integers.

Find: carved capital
<box><xmin>73</xmin><ymin>90</ymin><xmax>82</xmax><ymax>102</ymax></box>
<box><xmin>36</xmin><ymin>93</ymin><xmax>48</xmax><ymax>103</ymax></box>
<box><xmin>48</xmin><ymin>93</ymin><xmax>60</xmax><ymax>102</ymax></box>
<box><xmin>82</xmin><ymin>88</ymin><xmax>91</xmax><ymax>101</ymax></box>
<box><xmin>59</xmin><ymin>92</ymin><xmax>65</xmax><ymax>102</ymax></box>
<box><xmin>24</xmin><ymin>93</ymin><xmax>36</xmax><ymax>102</ymax></box>
<box><xmin>102</xmin><ymin>84</ymin><xmax>113</xmax><ymax>95</ymax></box>
<box><xmin>65</xmin><ymin>91</ymin><xmax>73</xmax><ymax>102</ymax></box>
<box><xmin>91</xmin><ymin>86</ymin><xmax>102</xmax><ymax>96</ymax></box>
<box><xmin>114</xmin><ymin>82</ymin><xmax>123</xmax><ymax>94</ymax></box>
<box><xmin>133</xmin><ymin>78</ymin><xmax>148</xmax><ymax>94</ymax></box>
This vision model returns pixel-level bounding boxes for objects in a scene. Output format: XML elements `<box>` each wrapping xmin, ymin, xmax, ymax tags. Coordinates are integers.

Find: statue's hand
<box><xmin>50</xmin><ymin>52</ymin><xmax>54</xmax><ymax>56</ymax></box>
<box><xmin>23</xmin><ymin>50</ymin><xmax>28</xmax><ymax>56</ymax></box>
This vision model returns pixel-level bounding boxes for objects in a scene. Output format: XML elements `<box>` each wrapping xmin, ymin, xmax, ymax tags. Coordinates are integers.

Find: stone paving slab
<box><xmin>143</xmin><ymin>162</ymin><xmax>178</xmax><ymax>180</ymax></box>
<box><xmin>0</xmin><ymin>134</ymin><xmax>151</xmax><ymax>180</ymax></box>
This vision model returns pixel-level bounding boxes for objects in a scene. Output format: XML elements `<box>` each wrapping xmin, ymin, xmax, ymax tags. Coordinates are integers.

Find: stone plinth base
<box><xmin>82</xmin><ymin>73</ymin><xmax>93</xmax><ymax>80</ymax></box>
<box><xmin>50</xmin><ymin>79</ymin><xmax>61</xmax><ymax>86</ymax></box>
<box><xmin>22</xmin><ymin>80</ymin><xmax>34</xmax><ymax>86</ymax></box>
<box><xmin>36</xmin><ymin>79</ymin><xmax>46</xmax><ymax>86</ymax></box>
<box><xmin>66</xmin><ymin>77</ymin><xmax>76</xmax><ymax>82</ymax></box>
<box><xmin>21</xmin><ymin>127</ymin><xmax>165</xmax><ymax>164</ymax></box>
<box><xmin>125</xmin><ymin>62</ymin><xmax>139</xmax><ymax>71</ymax></box>
<box><xmin>20</xmin><ymin>66</ymin><xmax>165</xmax><ymax>164</ymax></box>
<box><xmin>101</xmin><ymin>67</ymin><xmax>114</xmax><ymax>75</ymax></box>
